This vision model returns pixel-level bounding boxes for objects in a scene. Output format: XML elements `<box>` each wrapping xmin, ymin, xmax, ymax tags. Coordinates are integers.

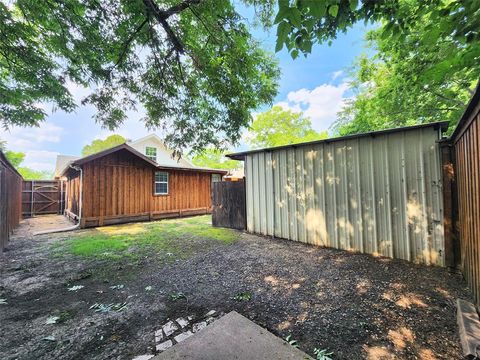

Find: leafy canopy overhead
<box><xmin>1</xmin><ymin>0</ymin><xmax>279</xmax><ymax>154</ymax></box>
<box><xmin>270</xmin><ymin>0</ymin><xmax>479</xmax><ymax>132</ymax></box>
<box><xmin>191</xmin><ymin>148</ymin><xmax>239</xmax><ymax>170</ymax></box>
<box><xmin>247</xmin><ymin>106</ymin><xmax>327</xmax><ymax>149</ymax></box>
<box><xmin>81</xmin><ymin>135</ymin><xmax>126</xmax><ymax>156</ymax></box>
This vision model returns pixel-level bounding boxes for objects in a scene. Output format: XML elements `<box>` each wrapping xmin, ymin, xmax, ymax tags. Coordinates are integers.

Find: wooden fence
<box><xmin>22</xmin><ymin>180</ymin><xmax>65</xmax><ymax>218</ymax></box>
<box><xmin>212</xmin><ymin>181</ymin><xmax>246</xmax><ymax>230</ymax></box>
<box><xmin>452</xmin><ymin>83</ymin><xmax>480</xmax><ymax>307</ymax></box>
<box><xmin>0</xmin><ymin>151</ymin><xmax>23</xmax><ymax>252</ymax></box>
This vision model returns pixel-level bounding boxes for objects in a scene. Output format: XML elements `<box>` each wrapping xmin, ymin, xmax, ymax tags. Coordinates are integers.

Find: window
<box><xmin>211</xmin><ymin>174</ymin><xmax>222</xmax><ymax>184</ymax></box>
<box><xmin>154</xmin><ymin>171</ymin><xmax>168</xmax><ymax>195</ymax></box>
<box><xmin>146</xmin><ymin>146</ymin><xmax>157</xmax><ymax>162</ymax></box>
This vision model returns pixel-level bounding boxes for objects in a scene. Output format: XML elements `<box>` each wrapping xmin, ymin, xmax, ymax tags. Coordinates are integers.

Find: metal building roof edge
<box><xmin>227</xmin><ymin>121</ymin><xmax>450</xmax><ymax>161</ymax></box>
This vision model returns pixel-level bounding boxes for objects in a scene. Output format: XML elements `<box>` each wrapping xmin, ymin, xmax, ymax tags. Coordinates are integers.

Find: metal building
<box><xmin>228</xmin><ymin>122</ymin><xmax>448</xmax><ymax>266</ymax></box>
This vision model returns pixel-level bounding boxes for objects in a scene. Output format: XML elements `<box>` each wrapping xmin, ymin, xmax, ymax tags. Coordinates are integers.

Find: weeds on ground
<box><xmin>51</xmin><ymin>215</ymin><xmax>238</xmax><ymax>261</ymax></box>
<box><xmin>285</xmin><ymin>334</ymin><xmax>299</xmax><ymax>348</ymax></box>
<box><xmin>232</xmin><ymin>291</ymin><xmax>252</xmax><ymax>301</ymax></box>
<box><xmin>314</xmin><ymin>348</ymin><xmax>333</xmax><ymax>360</ymax></box>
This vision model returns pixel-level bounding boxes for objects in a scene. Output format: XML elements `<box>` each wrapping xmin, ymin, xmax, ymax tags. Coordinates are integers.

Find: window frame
<box><xmin>211</xmin><ymin>173</ymin><xmax>222</xmax><ymax>184</ymax></box>
<box><xmin>145</xmin><ymin>146</ymin><xmax>157</xmax><ymax>162</ymax></box>
<box><xmin>154</xmin><ymin>171</ymin><xmax>169</xmax><ymax>195</ymax></box>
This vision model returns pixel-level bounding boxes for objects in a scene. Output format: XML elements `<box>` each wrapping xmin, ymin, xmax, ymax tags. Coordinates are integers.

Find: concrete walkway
<box><xmin>153</xmin><ymin>311</ymin><xmax>312</xmax><ymax>360</ymax></box>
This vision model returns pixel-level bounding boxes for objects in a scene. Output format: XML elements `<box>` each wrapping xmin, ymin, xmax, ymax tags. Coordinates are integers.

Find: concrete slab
<box><xmin>152</xmin><ymin>311</ymin><xmax>312</xmax><ymax>360</ymax></box>
<box><xmin>457</xmin><ymin>299</ymin><xmax>480</xmax><ymax>358</ymax></box>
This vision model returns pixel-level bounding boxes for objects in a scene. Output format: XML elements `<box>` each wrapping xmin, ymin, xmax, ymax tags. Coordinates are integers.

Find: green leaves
<box><xmin>247</xmin><ymin>106</ymin><xmax>328</xmax><ymax>149</ymax></box>
<box><xmin>334</xmin><ymin>0</ymin><xmax>478</xmax><ymax>137</ymax></box>
<box><xmin>328</xmin><ymin>5</ymin><xmax>339</xmax><ymax>17</ymax></box>
<box><xmin>1</xmin><ymin>0</ymin><xmax>280</xmax><ymax>153</ymax></box>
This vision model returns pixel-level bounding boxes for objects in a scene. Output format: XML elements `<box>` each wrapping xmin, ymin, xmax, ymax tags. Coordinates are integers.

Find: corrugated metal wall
<box><xmin>245</xmin><ymin>126</ymin><xmax>445</xmax><ymax>266</ymax></box>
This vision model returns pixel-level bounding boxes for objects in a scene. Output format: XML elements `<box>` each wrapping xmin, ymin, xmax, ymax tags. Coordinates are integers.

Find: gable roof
<box><xmin>127</xmin><ymin>134</ymin><xmax>194</xmax><ymax>168</ymax></box>
<box><xmin>61</xmin><ymin>143</ymin><xmax>227</xmax><ymax>176</ymax></box>
<box><xmin>54</xmin><ymin>155</ymin><xmax>80</xmax><ymax>178</ymax></box>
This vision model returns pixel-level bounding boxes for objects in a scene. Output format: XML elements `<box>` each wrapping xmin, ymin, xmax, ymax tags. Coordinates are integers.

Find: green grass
<box><xmin>52</xmin><ymin>215</ymin><xmax>238</xmax><ymax>261</ymax></box>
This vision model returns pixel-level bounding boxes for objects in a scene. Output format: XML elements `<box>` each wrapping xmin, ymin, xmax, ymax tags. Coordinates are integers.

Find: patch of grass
<box><xmin>52</xmin><ymin>215</ymin><xmax>238</xmax><ymax>261</ymax></box>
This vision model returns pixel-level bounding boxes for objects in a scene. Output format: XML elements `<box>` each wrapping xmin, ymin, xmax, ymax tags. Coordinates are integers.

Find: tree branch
<box><xmin>114</xmin><ymin>17</ymin><xmax>149</xmax><ymax>69</ymax></box>
<box><xmin>142</xmin><ymin>0</ymin><xmax>201</xmax><ymax>54</ymax></box>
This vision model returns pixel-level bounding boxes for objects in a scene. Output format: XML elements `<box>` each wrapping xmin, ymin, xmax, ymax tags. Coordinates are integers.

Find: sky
<box><xmin>0</xmin><ymin>5</ymin><xmax>370</xmax><ymax>173</ymax></box>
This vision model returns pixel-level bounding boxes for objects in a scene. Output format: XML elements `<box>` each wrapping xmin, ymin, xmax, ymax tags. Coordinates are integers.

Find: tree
<box><xmin>246</xmin><ymin>106</ymin><xmax>327</xmax><ymax>149</ymax></box>
<box><xmin>81</xmin><ymin>135</ymin><xmax>126</xmax><ymax>156</ymax></box>
<box><xmin>332</xmin><ymin>1</ymin><xmax>479</xmax><ymax>135</ymax></box>
<box><xmin>271</xmin><ymin>0</ymin><xmax>479</xmax><ymax>63</ymax></box>
<box><xmin>18</xmin><ymin>167</ymin><xmax>53</xmax><ymax>180</ymax></box>
<box><xmin>267</xmin><ymin>0</ymin><xmax>479</xmax><ymax>133</ymax></box>
<box><xmin>1</xmin><ymin>0</ymin><xmax>279</xmax><ymax>154</ymax></box>
<box><xmin>191</xmin><ymin>148</ymin><xmax>239</xmax><ymax>170</ymax></box>
<box><xmin>4</xmin><ymin>150</ymin><xmax>25</xmax><ymax>167</ymax></box>
<box><xmin>3</xmin><ymin>145</ymin><xmax>51</xmax><ymax>179</ymax></box>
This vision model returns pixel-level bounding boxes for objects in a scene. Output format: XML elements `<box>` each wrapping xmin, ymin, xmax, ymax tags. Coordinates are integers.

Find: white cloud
<box><xmin>332</xmin><ymin>70</ymin><xmax>344</xmax><ymax>80</ymax></box>
<box><xmin>22</xmin><ymin>150</ymin><xmax>60</xmax><ymax>172</ymax></box>
<box><xmin>277</xmin><ymin>82</ymin><xmax>350</xmax><ymax>132</ymax></box>
<box><xmin>0</xmin><ymin>123</ymin><xmax>63</xmax><ymax>151</ymax></box>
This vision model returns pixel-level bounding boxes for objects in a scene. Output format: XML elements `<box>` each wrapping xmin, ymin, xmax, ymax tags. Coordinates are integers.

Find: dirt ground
<box><xmin>0</xmin><ymin>215</ymin><xmax>472</xmax><ymax>360</ymax></box>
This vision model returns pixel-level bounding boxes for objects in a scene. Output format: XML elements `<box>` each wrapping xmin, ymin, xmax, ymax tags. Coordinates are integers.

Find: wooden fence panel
<box><xmin>452</xmin><ymin>84</ymin><xmax>480</xmax><ymax>307</ymax></box>
<box><xmin>0</xmin><ymin>151</ymin><xmax>23</xmax><ymax>252</ymax></box>
<box><xmin>212</xmin><ymin>181</ymin><xmax>246</xmax><ymax>230</ymax></box>
<box><xmin>22</xmin><ymin>180</ymin><xmax>65</xmax><ymax>218</ymax></box>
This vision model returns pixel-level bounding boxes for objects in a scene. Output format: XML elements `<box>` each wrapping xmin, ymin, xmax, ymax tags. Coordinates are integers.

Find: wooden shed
<box><xmin>62</xmin><ymin>144</ymin><xmax>227</xmax><ymax>228</ymax></box>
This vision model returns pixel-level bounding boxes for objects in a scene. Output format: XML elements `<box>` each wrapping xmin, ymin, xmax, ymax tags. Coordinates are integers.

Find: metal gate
<box><xmin>22</xmin><ymin>180</ymin><xmax>65</xmax><ymax>218</ymax></box>
<box><xmin>211</xmin><ymin>181</ymin><xmax>246</xmax><ymax>230</ymax></box>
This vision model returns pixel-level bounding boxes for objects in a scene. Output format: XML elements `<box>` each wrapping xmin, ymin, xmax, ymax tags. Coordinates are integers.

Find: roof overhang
<box><xmin>61</xmin><ymin>143</ymin><xmax>228</xmax><ymax>176</ymax></box>
<box><xmin>227</xmin><ymin>121</ymin><xmax>450</xmax><ymax>161</ymax></box>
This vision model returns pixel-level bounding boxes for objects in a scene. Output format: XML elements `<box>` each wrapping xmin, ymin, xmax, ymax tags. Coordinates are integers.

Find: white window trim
<box><xmin>154</xmin><ymin>171</ymin><xmax>169</xmax><ymax>195</ymax></box>
<box><xmin>145</xmin><ymin>146</ymin><xmax>157</xmax><ymax>162</ymax></box>
<box><xmin>211</xmin><ymin>174</ymin><xmax>222</xmax><ymax>183</ymax></box>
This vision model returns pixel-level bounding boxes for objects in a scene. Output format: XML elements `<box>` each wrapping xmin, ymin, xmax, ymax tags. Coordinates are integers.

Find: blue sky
<box><xmin>0</xmin><ymin>6</ymin><xmax>370</xmax><ymax>173</ymax></box>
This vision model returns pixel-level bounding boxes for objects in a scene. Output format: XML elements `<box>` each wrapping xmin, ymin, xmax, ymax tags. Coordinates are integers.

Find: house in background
<box><xmin>57</xmin><ymin>135</ymin><xmax>226</xmax><ymax>228</ymax></box>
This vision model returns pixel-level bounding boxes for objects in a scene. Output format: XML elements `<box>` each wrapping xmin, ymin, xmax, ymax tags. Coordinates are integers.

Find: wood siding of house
<box><xmin>65</xmin><ymin>149</ymin><xmax>215</xmax><ymax>228</ymax></box>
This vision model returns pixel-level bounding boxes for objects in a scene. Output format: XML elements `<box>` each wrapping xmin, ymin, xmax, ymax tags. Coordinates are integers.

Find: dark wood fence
<box><xmin>451</xmin><ymin>83</ymin><xmax>480</xmax><ymax>307</ymax></box>
<box><xmin>0</xmin><ymin>151</ymin><xmax>23</xmax><ymax>252</ymax></box>
<box><xmin>22</xmin><ymin>180</ymin><xmax>65</xmax><ymax>218</ymax></box>
<box><xmin>211</xmin><ymin>181</ymin><xmax>246</xmax><ymax>230</ymax></box>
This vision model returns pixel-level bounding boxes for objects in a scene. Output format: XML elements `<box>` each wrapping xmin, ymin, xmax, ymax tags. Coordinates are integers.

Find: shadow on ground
<box><xmin>0</xmin><ymin>215</ymin><xmax>471</xmax><ymax>359</ymax></box>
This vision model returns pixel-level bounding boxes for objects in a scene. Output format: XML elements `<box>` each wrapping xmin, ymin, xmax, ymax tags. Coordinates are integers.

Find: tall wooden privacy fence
<box><xmin>0</xmin><ymin>151</ymin><xmax>23</xmax><ymax>252</ymax></box>
<box><xmin>22</xmin><ymin>180</ymin><xmax>65</xmax><ymax>218</ymax></box>
<box><xmin>212</xmin><ymin>181</ymin><xmax>246</xmax><ymax>230</ymax></box>
<box><xmin>451</xmin><ymin>85</ymin><xmax>480</xmax><ymax>307</ymax></box>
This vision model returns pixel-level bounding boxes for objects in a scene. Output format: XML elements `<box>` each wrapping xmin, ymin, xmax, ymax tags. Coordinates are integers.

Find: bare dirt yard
<box><xmin>0</xmin><ymin>215</ymin><xmax>471</xmax><ymax>359</ymax></box>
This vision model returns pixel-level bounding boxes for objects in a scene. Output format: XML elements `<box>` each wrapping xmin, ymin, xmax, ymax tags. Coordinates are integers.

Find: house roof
<box><xmin>127</xmin><ymin>133</ymin><xmax>194</xmax><ymax>168</ymax></box>
<box><xmin>62</xmin><ymin>143</ymin><xmax>227</xmax><ymax>176</ymax></box>
<box><xmin>451</xmin><ymin>80</ymin><xmax>480</xmax><ymax>143</ymax></box>
<box><xmin>227</xmin><ymin>121</ymin><xmax>450</xmax><ymax>160</ymax></box>
<box><xmin>54</xmin><ymin>155</ymin><xmax>80</xmax><ymax>178</ymax></box>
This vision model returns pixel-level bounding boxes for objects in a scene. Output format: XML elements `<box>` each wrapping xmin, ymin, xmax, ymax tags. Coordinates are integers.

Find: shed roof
<box><xmin>62</xmin><ymin>143</ymin><xmax>227</xmax><ymax>176</ymax></box>
<box><xmin>227</xmin><ymin>121</ymin><xmax>449</xmax><ymax>160</ymax></box>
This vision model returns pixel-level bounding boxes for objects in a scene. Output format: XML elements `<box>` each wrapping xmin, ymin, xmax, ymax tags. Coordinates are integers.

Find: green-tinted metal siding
<box><xmin>245</xmin><ymin>126</ymin><xmax>444</xmax><ymax>266</ymax></box>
